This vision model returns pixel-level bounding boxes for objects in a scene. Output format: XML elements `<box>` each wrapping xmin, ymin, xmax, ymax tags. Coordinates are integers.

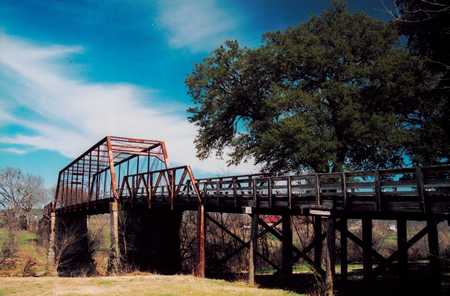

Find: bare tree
<box><xmin>0</xmin><ymin>167</ymin><xmax>46</xmax><ymax>230</ymax></box>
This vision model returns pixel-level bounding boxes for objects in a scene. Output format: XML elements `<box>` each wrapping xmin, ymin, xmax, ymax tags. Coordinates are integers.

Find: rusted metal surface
<box><xmin>53</xmin><ymin>136</ymin><xmax>169</xmax><ymax>209</ymax></box>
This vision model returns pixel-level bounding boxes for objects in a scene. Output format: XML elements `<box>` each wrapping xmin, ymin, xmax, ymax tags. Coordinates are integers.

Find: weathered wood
<box><xmin>340</xmin><ymin>218</ymin><xmax>348</xmax><ymax>280</ymax></box>
<box><xmin>416</xmin><ymin>167</ymin><xmax>426</xmax><ymax>212</ymax></box>
<box><xmin>206</xmin><ymin>213</ymin><xmax>279</xmax><ymax>270</ymax></box>
<box><xmin>427</xmin><ymin>218</ymin><xmax>441</xmax><ymax>290</ymax></box>
<box><xmin>197</xmin><ymin>203</ymin><xmax>206</xmax><ymax>277</ymax></box>
<box><xmin>216</xmin><ymin>218</ymin><xmax>281</xmax><ymax>267</ymax></box>
<box><xmin>258</xmin><ymin>217</ymin><xmax>324</xmax><ymax>276</ymax></box>
<box><xmin>396</xmin><ymin>219</ymin><xmax>408</xmax><ymax>281</ymax></box>
<box><xmin>314</xmin><ymin>216</ymin><xmax>323</xmax><ymax>270</ymax></box>
<box><xmin>372</xmin><ymin>223</ymin><xmax>430</xmax><ymax>276</ymax></box>
<box><xmin>248</xmin><ymin>211</ymin><xmax>258</xmax><ymax>285</ymax></box>
<box><xmin>325</xmin><ymin>216</ymin><xmax>336</xmax><ymax>296</ymax></box>
<box><xmin>362</xmin><ymin>218</ymin><xmax>372</xmax><ymax>280</ymax></box>
<box><xmin>281</xmin><ymin>214</ymin><xmax>293</xmax><ymax>277</ymax></box>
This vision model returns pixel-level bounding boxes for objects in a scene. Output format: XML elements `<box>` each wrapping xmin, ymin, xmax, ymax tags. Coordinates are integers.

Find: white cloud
<box><xmin>0</xmin><ymin>33</ymin><xmax>258</xmax><ymax>176</ymax></box>
<box><xmin>157</xmin><ymin>0</ymin><xmax>238</xmax><ymax>52</ymax></box>
<box><xmin>0</xmin><ymin>147</ymin><xmax>28</xmax><ymax>155</ymax></box>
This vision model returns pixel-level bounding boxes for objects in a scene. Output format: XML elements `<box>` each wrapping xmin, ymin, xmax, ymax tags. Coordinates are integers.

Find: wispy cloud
<box><xmin>0</xmin><ymin>33</ymin><xmax>258</xmax><ymax>176</ymax></box>
<box><xmin>0</xmin><ymin>147</ymin><xmax>28</xmax><ymax>155</ymax></box>
<box><xmin>157</xmin><ymin>0</ymin><xmax>239</xmax><ymax>52</ymax></box>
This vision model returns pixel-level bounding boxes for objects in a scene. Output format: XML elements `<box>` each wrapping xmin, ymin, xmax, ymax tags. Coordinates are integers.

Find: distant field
<box><xmin>0</xmin><ymin>275</ymin><xmax>301</xmax><ymax>296</ymax></box>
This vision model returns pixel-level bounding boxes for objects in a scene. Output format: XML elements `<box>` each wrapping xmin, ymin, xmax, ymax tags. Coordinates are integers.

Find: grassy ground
<box><xmin>0</xmin><ymin>228</ymin><xmax>47</xmax><ymax>276</ymax></box>
<box><xmin>0</xmin><ymin>275</ymin><xmax>301</xmax><ymax>296</ymax></box>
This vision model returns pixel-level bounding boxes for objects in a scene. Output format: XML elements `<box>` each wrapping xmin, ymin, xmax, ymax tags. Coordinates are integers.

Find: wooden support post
<box><xmin>325</xmin><ymin>216</ymin><xmax>336</xmax><ymax>296</ymax></box>
<box><xmin>427</xmin><ymin>218</ymin><xmax>441</xmax><ymax>290</ymax></box>
<box><xmin>248</xmin><ymin>211</ymin><xmax>258</xmax><ymax>286</ymax></box>
<box><xmin>362</xmin><ymin>218</ymin><xmax>373</xmax><ymax>280</ymax></box>
<box><xmin>397</xmin><ymin>219</ymin><xmax>408</xmax><ymax>281</ymax></box>
<box><xmin>197</xmin><ymin>203</ymin><xmax>206</xmax><ymax>277</ymax></box>
<box><xmin>281</xmin><ymin>214</ymin><xmax>293</xmax><ymax>278</ymax></box>
<box><xmin>340</xmin><ymin>218</ymin><xmax>348</xmax><ymax>280</ymax></box>
<box><xmin>314</xmin><ymin>216</ymin><xmax>323</xmax><ymax>270</ymax></box>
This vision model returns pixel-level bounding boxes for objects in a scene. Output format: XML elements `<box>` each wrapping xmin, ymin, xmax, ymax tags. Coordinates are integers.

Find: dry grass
<box><xmin>0</xmin><ymin>274</ymin><xmax>301</xmax><ymax>296</ymax></box>
<box><xmin>0</xmin><ymin>229</ymin><xmax>47</xmax><ymax>276</ymax></box>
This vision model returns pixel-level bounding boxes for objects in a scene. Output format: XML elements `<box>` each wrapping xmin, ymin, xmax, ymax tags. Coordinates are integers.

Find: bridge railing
<box><xmin>120</xmin><ymin>165</ymin><xmax>201</xmax><ymax>208</ymax></box>
<box><xmin>195</xmin><ymin>165</ymin><xmax>450</xmax><ymax>211</ymax></box>
<box><xmin>52</xmin><ymin>164</ymin><xmax>450</xmax><ymax>213</ymax></box>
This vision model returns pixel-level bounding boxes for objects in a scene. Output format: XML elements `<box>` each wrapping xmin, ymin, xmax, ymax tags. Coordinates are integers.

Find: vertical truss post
<box><xmin>340</xmin><ymin>217</ymin><xmax>348</xmax><ymax>280</ymax></box>
<box><xmin>314</xmin><ymin>216</ymin><xmax>323</xmax><ymax>270</ymax></box>
<box><xmin>281</xmin><ymin>213</ymin><xmax>293</xmax><ymax>278</ymax></box>
<box><xmin>106</xmin><ymin>136</ymin><xmax>119</xmax><ymax>200</ymax></box>
<box><xmin>362</xmin><ymin>217</ymin><xmax>373</xmax><ymax>280</ymax></box>
<box><xmin>325</xmin><ymin>215</ymin><xmax>336</xmax><ymax>296</ymax></box>
<box><xmin>397</xmin><ymin>218</ymin><xmax>408</xmax><ymax>281</ymax></box>
<box><xmin>248</xmin><ymin>210</ymin><xmax>258</xmax><ymax>285</ymax></box>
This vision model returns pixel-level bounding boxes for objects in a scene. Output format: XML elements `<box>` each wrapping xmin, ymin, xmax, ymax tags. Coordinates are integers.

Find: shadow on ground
<box><xmin>210</xmin><ymin>262</ymin><xmax>450</xmax><ymax>296</ymax></box>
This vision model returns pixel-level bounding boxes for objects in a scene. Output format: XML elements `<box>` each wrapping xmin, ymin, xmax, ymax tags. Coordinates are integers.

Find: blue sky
<box><xmin>0</xmin><ymin>0</ymin><xmax>390</xmax><ymax>186</ymax></box>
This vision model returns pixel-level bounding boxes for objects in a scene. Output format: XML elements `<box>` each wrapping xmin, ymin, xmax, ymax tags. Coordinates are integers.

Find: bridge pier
<box><xmin>52</xmin><ymin>212</ymin><xmax>95</xmax><ymax>276</ymax></box>
<box><xmin>47</xmin><ymin>211</ymin><xmax>56</xmax><ymax>275</ymax></box>
<box><xmin>108</xmin><ymin>201</ymin><xmax>121</xmax><ymax>273</ymax></box>
<box><xmin>116</xmin><ymin>204</ymin><xmax>183</xmax><ymax>274</ymax></box>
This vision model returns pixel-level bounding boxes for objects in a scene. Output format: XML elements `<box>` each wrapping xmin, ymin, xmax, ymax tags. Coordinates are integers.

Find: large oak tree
<box><xmin>186</xmin><ymin>2</ymin><xmax>442</xmax><ymax>173</ymax></box>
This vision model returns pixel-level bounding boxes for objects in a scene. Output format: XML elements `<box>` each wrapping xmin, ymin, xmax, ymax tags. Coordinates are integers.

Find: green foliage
<box><xmin>186</xmin><ymin>2</ymin><xmax>440</xmax><ymax>173</ymax></box>
<box><xmin>395</xmin><ymin>0</ymin><xmax>450</xmax><ymax>165</ymax></box>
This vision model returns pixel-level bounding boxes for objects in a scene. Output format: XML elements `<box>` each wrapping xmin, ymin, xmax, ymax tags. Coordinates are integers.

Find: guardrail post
<box><xmin>416</xmin><ymin>167</ymin><xmax>426</xmax><ymax>213</ymax></box>
<box><xmin>287</xmin><ymin>176</ymin><xmax>292</xmax><ymax>209</ymax></box>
